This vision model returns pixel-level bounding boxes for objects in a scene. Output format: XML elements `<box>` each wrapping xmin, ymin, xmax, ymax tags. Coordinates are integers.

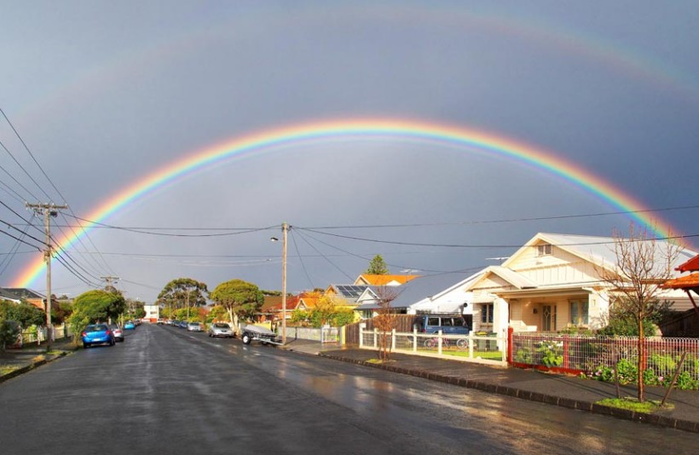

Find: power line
<box><xmin>61</xmin><ymin>213</ymin><xmax>277</xmax><ymax>237</ymax></box>
<box><xmin>1</xmin><ymin>108</ymin><xmax>65</xmax><ymax>204</ymax></box>
<box><xmin>300</xmin><ymin>204</ymin><xmax>699</xmax><ymax>229</ymax></box>
<box><xmin>49</xmin><ymin>203</ymin><xmax>699</xmax><ymax>235</ymax></box>
<box><xmin>289</xmin><ymin>229</ymin><xmax>315</xmax><ymax>289</ymax></box>
<box><xmin>297</xmin><ymin>227</ymin><xmax>699</xmax><ymax>249</ymax></box>
<box><xmin>1</xmin><ymin>108</ymin><xmax>118</xmax><ymax>283</ymax></box>
<box><xmin>296</xmin><ymin>228</ymin><xmax>451</xmax><ymax>274</ymax></box>
<box><xmin>293</xmin><ymin>228</ymin><xmax>353</xmax><ymax>281</ymax></box>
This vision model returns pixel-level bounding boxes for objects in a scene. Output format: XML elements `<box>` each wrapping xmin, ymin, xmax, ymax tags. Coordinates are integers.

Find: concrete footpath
<box><xmin>0</xmin><ymin>339</ymin><xmax>77</xmax><ymax>384</ymax></box>
<box><xmin>282</xmin><ymin>339</ymin><xmax>699</xmax><ymax>434</ymax></box>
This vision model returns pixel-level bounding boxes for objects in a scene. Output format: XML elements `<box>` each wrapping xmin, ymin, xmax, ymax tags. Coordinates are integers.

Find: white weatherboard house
<box><xmin>464</xmin><ymin>232</ymin><xmax>697</xmax><ymax>335</ymax></box>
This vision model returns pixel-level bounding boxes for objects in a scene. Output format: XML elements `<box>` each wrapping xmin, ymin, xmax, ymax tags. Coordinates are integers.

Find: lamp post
<box><xmin>271</xmin><ymin>222</ymin><xmax>288</xmax><ymax>345</ymax></box>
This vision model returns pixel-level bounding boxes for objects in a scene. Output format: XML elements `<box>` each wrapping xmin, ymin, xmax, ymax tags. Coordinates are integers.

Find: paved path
<box><xmin>283</xmin><ymin>339</ymin><xmax>699</xmax><ymax>433</ymax></box>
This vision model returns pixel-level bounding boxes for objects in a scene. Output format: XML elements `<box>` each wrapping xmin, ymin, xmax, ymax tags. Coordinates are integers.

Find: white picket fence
<box><xmin>18</xmin><ymin>325</ymin><xmax>73</xmax><ymax>345</ymax></box>
<box><xmin>359</xmin><ymin>327</ymin><xmax>508</xmax><ymax>366</ymax></box>
<box><xmin>280</xmin><ymin>326</ymin><xmax>340</xmax><ymax>343</ymax></box>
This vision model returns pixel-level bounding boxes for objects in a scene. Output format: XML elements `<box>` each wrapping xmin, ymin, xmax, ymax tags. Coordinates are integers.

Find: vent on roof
<box><xmin>537</xmin><ymin>244</ymin><xmax>553</xmax><ymax>257</ymax></box>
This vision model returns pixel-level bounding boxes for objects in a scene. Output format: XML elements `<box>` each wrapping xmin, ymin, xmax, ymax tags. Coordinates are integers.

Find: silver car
<box><xmin>208</xmin><ymin>322</ymin><xmax>233</xmax><ymax>338</ymax></box>
<box><xmin>187</xmin><ymin>322</ymin><xmax>203</xmax><ymax>332</ymax></box>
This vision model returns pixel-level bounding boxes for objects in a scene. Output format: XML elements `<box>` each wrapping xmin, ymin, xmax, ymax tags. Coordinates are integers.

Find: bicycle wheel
<box><xmin>456</xmin><ymin>338</ymin><xmax>468</xmax><ymax>349</ymax></box>
<box><xmin>424</xmin><ymin>338</ymin><xmax>437</xmax><ymax>349</ymax></box>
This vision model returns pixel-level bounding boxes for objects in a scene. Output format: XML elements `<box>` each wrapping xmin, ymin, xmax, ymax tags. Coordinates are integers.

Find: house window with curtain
<box><xmin>570</xmin><ymin>300</ymin><xmax>589</xmax><ymax>326</ymax></box>
<box><xmin>481</xmin><ymin>304</ymin><xmax>494</xmax><ymax>324</ymax></box>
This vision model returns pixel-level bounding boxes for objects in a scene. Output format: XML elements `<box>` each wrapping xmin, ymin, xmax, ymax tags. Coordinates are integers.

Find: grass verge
<box><xmin>597</xmin><ymin>397</ymin><xmax>674</xmax><ymax>414</ymax></box>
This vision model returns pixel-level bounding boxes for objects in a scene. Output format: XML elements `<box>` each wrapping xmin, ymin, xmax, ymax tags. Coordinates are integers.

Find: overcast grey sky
<box><xmin>1</xmin><ymin>1</ymin><xmax>698</xmax><ymax>302</ymax></box>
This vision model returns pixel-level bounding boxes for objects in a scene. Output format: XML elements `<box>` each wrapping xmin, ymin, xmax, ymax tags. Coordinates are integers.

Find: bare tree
<box><xmin>598</xmin><ymin>225</ymin><xmax>683</xmax><ymax>402</ymax></box>
<box><xmin>373</xmin><ymin>286</ymin><xmax>401</xmax><ymax>362</ymax></box>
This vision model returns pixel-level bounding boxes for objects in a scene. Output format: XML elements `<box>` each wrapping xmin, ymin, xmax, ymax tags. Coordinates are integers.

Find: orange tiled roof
<box><xmin>663</xmin><ymin>273</ymin><xmax>699</xmax><ymax>289</ymax></box>
<box><xmin>678</xmin><ymin>254</ymin><xmax>699</xmax><ymax>273</ymax></box>
<box><xmin>356</xmin><ymin>274</ymin><xmax>420</xmax><ymax>286</ymax></box>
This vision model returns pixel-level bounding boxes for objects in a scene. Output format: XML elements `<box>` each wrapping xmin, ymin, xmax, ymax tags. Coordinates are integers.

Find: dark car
<box><xmin>413</xmin><ymin>314</ymin><xmax>471</xmax><ymax>335</ymax></box>
<box><xmin>81</xmin><ymin>323</ymin><xmax>115</xmax><ymax>348</ymax></box>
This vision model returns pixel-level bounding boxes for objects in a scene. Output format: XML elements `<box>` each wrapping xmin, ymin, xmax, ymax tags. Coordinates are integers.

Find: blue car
<box><xmin>124</xmin><ymin>321</ymin><xmax>136</xmax><ymax>330</ymax></box>
<box><xmin>81</xmin><ymin>323</ymin><xmax>115</xmax><ymax>348</ymax></box>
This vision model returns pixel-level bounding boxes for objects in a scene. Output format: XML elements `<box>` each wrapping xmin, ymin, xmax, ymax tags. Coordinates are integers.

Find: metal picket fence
<box><xmin>511</xmin><ymin>333</ymin><xmax>699</xmax><ymax>383</ymax></box>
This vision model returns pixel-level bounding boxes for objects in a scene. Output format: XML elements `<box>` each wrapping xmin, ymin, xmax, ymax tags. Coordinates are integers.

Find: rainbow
<box><xmin>13</xmin><ymin>118</ymin><xmax>675</xmax><ymax>287</ymax></box>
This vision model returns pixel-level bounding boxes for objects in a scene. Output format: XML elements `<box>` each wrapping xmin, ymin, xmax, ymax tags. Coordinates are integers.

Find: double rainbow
<box><xmin>13</xmin><ymin>118</ymin><xmax>673</xmax><ymax>288</ymax></box>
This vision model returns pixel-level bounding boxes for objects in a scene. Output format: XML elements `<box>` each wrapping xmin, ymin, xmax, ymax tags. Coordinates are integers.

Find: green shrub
<box><xmin>514</xmin><ymin>347</ymin><xmax>532</xmax><ymax>364</ymax></box>
<box><xmin>537</xmin><ymin>341</ymin><xmax>563</xmax><ymax>367</ymax></box>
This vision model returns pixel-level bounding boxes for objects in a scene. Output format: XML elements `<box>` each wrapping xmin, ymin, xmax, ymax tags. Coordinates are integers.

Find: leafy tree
<box><xmin>210</xmin><ymin>279</ymin><xmax>264</xmax><ymax>333</ymax></box>
<box><xmin>262</xmin><ymin>290</ymin><xmax>282</xmax><ymax>297</ymax></box>
<box><xmin>158</xmin><ymin>278</ymin><xmax>209</xmax><ymax>320</ymax></box>
<box><xmin>0</xmin><ymin>300</ymin><xmax>46</xmax><ymax>328</ymax></box>
<box><xmin>365</xmin><ymin>254</ymin><xmax>389</xmax><ymax>275</ymax></box>
<box><xmin>291</xmin><ymin>309</ymin><xmax>311</xmax><ymax>326</ymax></box>
<box><xmin>0</xmin><ymin>319</ymin><xmax>20</xmax><ymax>350</ymax></box>
<box><xmin>68</xmin><ymin>290</ymin><xmax>126</xmax><ymax>339</ymax></box>
<box><xmin>598</xmin><ymin>225</ymin><xmax>683</xmax><ymax>402</ymax></box>
<box><xmin>208</xmin><ymin>305</ymin><xmax>228</xmax><ymax>323</ymax></box>
<box><xmin>53</xmin><ymin>300</ymin><xmax>73</xmax><ymax>324</ymax></box>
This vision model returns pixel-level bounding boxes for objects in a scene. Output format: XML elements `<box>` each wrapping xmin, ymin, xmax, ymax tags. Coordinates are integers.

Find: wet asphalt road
<box><xmin>0</xmin><ymin>323</ymin><xmax>695</xmax><ymax>454</ymax></box>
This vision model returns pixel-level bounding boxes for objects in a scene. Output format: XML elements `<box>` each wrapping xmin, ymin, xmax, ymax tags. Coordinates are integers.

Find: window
<box><xmin>537</xmin><ymin>244</ymin><xmax>553</xmax><ymax>256</ymax></box>
<box><xmin>481</xmin><ymin>304</ymin><xmax>494</xmax><ymax>324</ymax></box>
<box><xmin>570</xmin><ymin>300</ymin><xmax>589</xmax><ymax>325</ymax></box>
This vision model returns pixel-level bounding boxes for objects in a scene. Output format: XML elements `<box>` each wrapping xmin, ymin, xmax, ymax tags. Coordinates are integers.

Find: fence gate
<box><xmin>345</xmin><ymin>315</ymin><xmax>417</xmax><ymax>346</ymax></box>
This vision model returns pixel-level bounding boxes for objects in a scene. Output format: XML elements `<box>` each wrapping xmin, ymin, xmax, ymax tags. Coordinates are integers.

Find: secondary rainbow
<box><xmin>13</xmin><ymin>118</ymin><xmax>675</xmax><ymax>288</ymax></box>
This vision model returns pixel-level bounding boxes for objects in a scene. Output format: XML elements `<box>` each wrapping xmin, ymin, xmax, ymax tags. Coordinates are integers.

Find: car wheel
<box><xmin>242</xmin><ymin>332</ymin><xmax>252</xmax><ymax>345</ymax></box>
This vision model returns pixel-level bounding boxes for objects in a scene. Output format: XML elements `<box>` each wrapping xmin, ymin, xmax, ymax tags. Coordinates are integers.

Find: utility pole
<box><xmin>281</xmin><ymin>222</ymin><xmax>288</xmax><ymax>345</ymax></box>
<box><xmin>100</xmin><ymin>276</ymin><xmax>120</xmax><ymax>324</ymax></box>
<box><xmin>101</xmin><ymin>275</ymin><xmax>120</xmax><ymax>290</ymax></box>
<box><xmin>26</xmin><ymin>202</ymin><xmax>68</xmax><ymax>348</ymax></box>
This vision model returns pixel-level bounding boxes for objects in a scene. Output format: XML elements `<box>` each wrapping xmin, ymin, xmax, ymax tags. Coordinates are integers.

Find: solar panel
<box><xmin>336</xmin><ymin>285</ymin><xmax>367</xmax><ymax>298</ymax></box>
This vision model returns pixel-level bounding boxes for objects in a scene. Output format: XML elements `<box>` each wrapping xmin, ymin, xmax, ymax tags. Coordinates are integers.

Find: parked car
<box><xmin>124</xmin><ymin>321</ymin><xmax>136</xmax><ymax>330</ymax></box>
<box><xmin>81</xmin><ymin>323</ymin><xmax>115</xmax><ymax>348</ymax></box>
<box><xmin>178</xmin><ymin>321</ymin><xmax>188</xmax><ymax>329</ymax></box>
<box><xmin>187</xmin><ymin>322</ymin><xmax>203</xmax><ymax>332</ymax></box>
<box><xmin>208</xmin><ymin>322</ymin><xmax>234</xmax><ymax>338</ymax></box>
<box><xmin>412</xmin><ymin>314</ymin><xmax>471</xmax><ymax>335</ymax></box>
<box><xmin>112</xmin><ymin>325</ymin><xmax>124</xmax><ymax>342</ymax></box>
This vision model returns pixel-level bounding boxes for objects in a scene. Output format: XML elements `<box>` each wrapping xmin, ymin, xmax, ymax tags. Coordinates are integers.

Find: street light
<box><xmin>271</xmin><ymin>222</ymin><xmax>288</xmax><ymax>345</ymax></box>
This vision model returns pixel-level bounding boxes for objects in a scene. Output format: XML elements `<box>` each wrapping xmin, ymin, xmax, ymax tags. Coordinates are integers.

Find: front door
<box><xmin>542</xmin><ymin>305</ymin><xmax>556</xmax><ymax>332</ymax></box>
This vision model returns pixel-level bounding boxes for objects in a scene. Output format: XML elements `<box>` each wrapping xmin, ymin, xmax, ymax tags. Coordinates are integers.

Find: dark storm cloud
<box><xmin>1</xmin><ymin>1</ymin><xmax>697</xmax><ymax>300</ymax></box>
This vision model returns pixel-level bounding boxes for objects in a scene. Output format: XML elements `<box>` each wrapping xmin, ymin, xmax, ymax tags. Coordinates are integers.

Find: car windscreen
<box><xmin>214</xmin><ymin>323</ymin><xmax>229</xmax><ymax>328</ymax></box>
<box><xmin>88</xmin><ymin>325</ymin><xmax>108</xmax><ymax>331</ymax></box>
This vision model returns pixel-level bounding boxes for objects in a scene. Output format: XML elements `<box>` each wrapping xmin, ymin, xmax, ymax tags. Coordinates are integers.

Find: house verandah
<box><xmin>465</xmin><ymin>232</ymin><xmax>695</xmax><ymax>336</ymax></box>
